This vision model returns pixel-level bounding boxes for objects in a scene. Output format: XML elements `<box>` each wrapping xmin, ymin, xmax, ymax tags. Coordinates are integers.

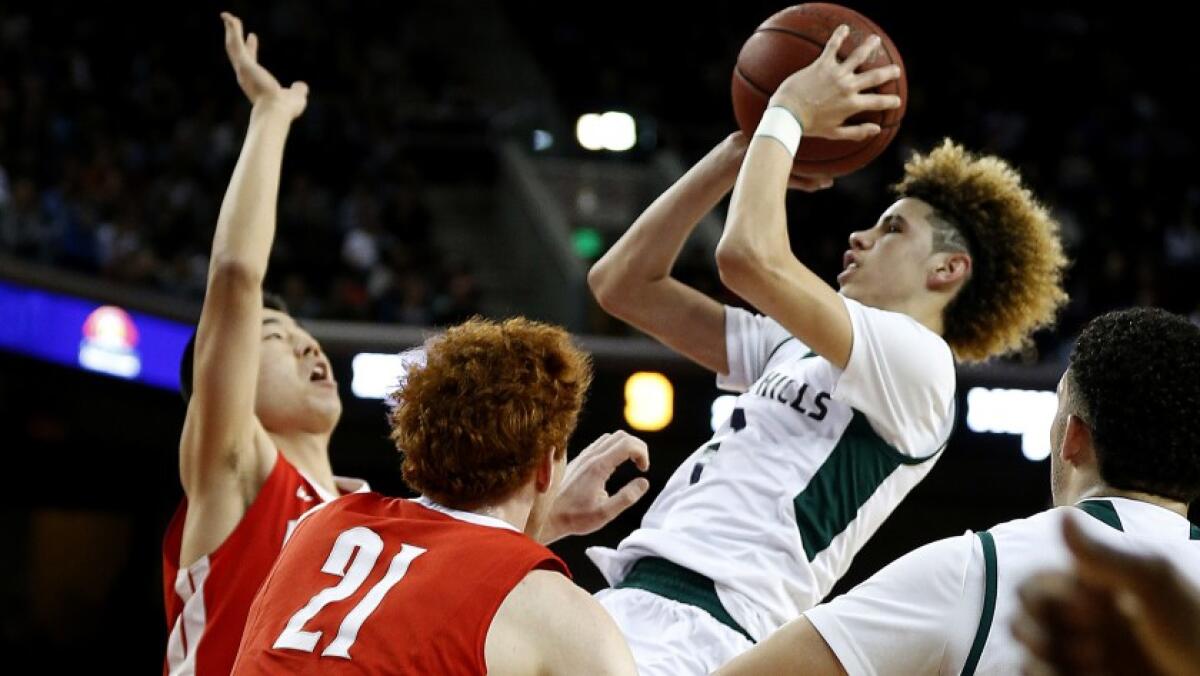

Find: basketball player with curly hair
<box><xmin>587</xmin><ymin>25</ymin><xmax>1069</xmax><ymax>674</ymax></box>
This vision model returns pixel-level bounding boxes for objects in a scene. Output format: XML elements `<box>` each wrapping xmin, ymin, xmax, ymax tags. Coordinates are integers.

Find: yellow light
<box><xmin>624</xmin><ymin>372</ymin><xmax>673</xmax><ymax>432</ymax></box>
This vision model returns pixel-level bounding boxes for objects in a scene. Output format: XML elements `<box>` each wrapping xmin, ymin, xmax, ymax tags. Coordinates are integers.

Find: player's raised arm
<box><xmin>715</xmin><ymin>26</ymin><xmax>901</xmax><ymax>368</ymax></box>
<box><xmin>179</xmin><ymin>13</ymin><xmax>309</xmax><ymax>540</ymax></box>
<box><xmin>587</xmin><ymin>133</ymin><xmax>828</xmax><ymax>375</ymax></box>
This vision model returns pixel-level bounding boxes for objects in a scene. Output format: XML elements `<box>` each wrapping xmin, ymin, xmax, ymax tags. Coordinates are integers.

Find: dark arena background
<box><xmin>1</xmin><ymin>2</ymin><xmax>1197</xmax><ymax>671</ymax></box>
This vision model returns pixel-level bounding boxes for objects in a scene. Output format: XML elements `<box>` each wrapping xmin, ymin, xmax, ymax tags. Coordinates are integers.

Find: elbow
<box><xmin>715</xmin><ymin>239</ymin><xmax>764</xmax><ymax>294</ymax></box>
<box><xmin>587</xmin><ymin>260</ymin><xmax>627</xmax><ymax>315</ymax></box>
<box><xmin>208</xmin><ymin>256</ymin><xmax>265</xmax><ymax>296</ymax></box>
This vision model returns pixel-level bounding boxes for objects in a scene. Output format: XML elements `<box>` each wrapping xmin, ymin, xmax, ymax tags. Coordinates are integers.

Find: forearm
<box><xmin>589</xmin><ymin>136</ymin><xmax>742</xmax><ymax>300</ymax></box>
<box><xmin>717</xmin><ymin>135</ymin><xmax>794</xmax><ymax>270</ymax></box>
<box><xmin>715</xmin><ymin>131</ymin><xmax>852</xmax><ymax>368</ymax></box>
<box><xmin>208</xmin><ymin>102</ymin><xmax>295</xmax><ymax>281</ymax></box>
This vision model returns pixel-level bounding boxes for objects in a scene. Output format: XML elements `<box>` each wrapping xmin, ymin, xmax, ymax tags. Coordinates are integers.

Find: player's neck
<box><xmin>270</xmin><ymin>429</ymin><xmax>335</xmax><ymax>494</ymax></box>
<box><xmin>1075</xmin><ymin>484</ymin><xmax>1190</xmax><ymax>518</ymax></box>
<box><xmin>452</xmin><ymin>486</ymin><xmax>537</xmax><ymax>533</ymax></box>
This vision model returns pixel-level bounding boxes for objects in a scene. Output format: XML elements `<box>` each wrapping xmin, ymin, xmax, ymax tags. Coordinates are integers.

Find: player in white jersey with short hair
<box><xmin>715</xmin><ymin>307</ymin><xmax>1200</xmax><ymax>676</ymax></box>
<box><xmin>1014</xmin><ymin>514</ymin><xmax>1200</xmax><ymax>675</ymax></box>
<box><xmin>586</xmin><ymin>26</ymin><xmax>1068</xmax><ymax>675</ymax></box>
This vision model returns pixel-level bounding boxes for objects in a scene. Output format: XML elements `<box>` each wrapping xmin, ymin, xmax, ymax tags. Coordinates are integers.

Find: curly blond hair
<box><xmin>893</xmin><ymin>140</ymin><xmax>1069</xmax><ymax>362</ymax></box>
<box><xmin>390</xmin><ymin>317</ymin><xmax>593</xmax><ymax>508</ymax></box>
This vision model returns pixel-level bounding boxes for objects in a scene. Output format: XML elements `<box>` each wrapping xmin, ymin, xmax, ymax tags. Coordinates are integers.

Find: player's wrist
<box><xmin>754</xmin><ymin>105</ymin><xmax>805</xmax><ymax>157</ymax></box>
<box><xmin>250</xmin><ymin>96</ymin><xmax>298</xmax><ymax>122</ymax></box>
<box><xmin>535</xmin><ymin>515</ymin><xmax>567</xmax><ymax>545</ymax></box>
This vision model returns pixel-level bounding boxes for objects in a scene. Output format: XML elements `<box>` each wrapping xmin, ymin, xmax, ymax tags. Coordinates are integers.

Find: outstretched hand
<box><xmin>538</xmin><ymin>431</ymin><xmax>651</xmax><ymax>544</ymax></box>
<box><xmin>221</xmin><ymin>12</ymin><xmax>308</xmax><ymax>119</ymax></box>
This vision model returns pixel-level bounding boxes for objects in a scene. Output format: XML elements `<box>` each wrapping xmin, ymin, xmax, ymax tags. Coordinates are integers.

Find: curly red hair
<box><xmin>390</xmin><ymin>317</ymin><xmax>593</xmax><ymax>508</ymax></box>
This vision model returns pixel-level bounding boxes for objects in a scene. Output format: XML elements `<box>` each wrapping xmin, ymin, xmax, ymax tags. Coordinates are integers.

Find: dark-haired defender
<box><xmin>164</xmin><ymin>14</ymin><xmax>648</xmax><ymax>675</ymax></box>
<box><xmin>716</xmin><ymin>307</ymin><xmax>1200</xmax><ymax>676</ymax></box>
<box><xmin>586</xmin><ymin>27</ymin><xmax>1068</xmax><ymax>674</ymax></box>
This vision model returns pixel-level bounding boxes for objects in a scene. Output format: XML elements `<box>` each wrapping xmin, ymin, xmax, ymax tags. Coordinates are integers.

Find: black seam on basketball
<box><xmin>734</xmin><ymin>66</ymin><xmax>772</xmax><ymax>97</ymax></box>
<box><xmin>755</xmin><ymin>26</ymin><xmax>828</xmax><ymax>50</ymax></box>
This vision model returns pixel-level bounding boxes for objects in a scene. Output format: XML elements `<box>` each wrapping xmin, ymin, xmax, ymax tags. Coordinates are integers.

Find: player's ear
<box><xmin>928</xmin><ymin>252</ymin><xmax>971</xmax><ymax>291</ymax></box>
<box><xmin>1061</xmin><ymin>415</ymin><xmax>1095</xmax><ymax>468</ymax></box>
<box><xmin>534</xmin><ymin>447</ymin><xmax>555</xmax><ymax>493</ymax></box>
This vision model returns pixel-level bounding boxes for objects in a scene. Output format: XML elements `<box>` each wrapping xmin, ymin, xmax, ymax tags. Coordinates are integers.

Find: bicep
<box><xmin>180</xmin><ymin>267</ymin><xmax>266</xmax><ymax>493</ymax></box>
<box><xmin>714</xmin><ymin>617</ymin><xmax>847</xmax><ymax>676</ymax></box>
<box><xmin>803</xmin><ymin>536</ymin><xmax>976</xmax><ymax>675</ymax></box>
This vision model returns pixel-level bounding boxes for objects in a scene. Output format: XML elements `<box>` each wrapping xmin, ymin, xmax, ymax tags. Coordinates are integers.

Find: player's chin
<box><xmin>306</xmin><ymin>398</ymin><xmax>342</xmax><ymax>430</ymax></box>
<box><xmin>301</xmin><ymin>385</ymin><xmax>341</xmax><ymax>412</ymax></box>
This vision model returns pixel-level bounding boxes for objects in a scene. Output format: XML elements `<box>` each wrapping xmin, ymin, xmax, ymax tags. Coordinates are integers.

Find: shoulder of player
<box><xmin>984</xmin><ymin>506</ymin><xmax>1072</xmax><ymax>540</ymax></box>
<box><xmin>850</xmin><ymin>296</ymin><xmax>949</xmax><ymax>346</ymax></box>
<box><xmin>494</xmin><ymin>571</ymin><xmax>633</xmax><ymax>673</ymax></box>
<box><xmin>840</xmin><ymin>295</ymin><xmax>955</xmax><ymax>385</ymax></box>
<box><xmin>497</xmin><ymin>568</ymin><xmax>579</xmax><ymax>616</ymax></box>
<box><xmin>495</xmin><ymin>571</ymin><xmax>614</xmax><ymax>642</ymax></box>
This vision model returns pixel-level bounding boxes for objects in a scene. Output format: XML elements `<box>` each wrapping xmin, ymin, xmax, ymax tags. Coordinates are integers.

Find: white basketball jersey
<box><xmin>588</xmin><ymin>296</ymin><xmax>957</xmax><ymax>640</ymax></box>
<box><xmin>806</xmin><ymin>497</ymin><xmax>1200</xmax><ymax>675</ymax></box>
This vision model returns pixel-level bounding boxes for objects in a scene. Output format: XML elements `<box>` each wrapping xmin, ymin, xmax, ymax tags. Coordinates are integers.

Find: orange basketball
<box><xmin>731</xmin><ymin>3</ymin><xmax>907</xmax><ymax>178</ymax></box>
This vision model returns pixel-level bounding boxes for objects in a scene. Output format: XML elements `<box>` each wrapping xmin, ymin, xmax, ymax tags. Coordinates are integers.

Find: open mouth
<box><xmin>309</xmin><ymin>363</ymin><xmax>330</xmax><ymax>382</ymax></box>
<box><xmin>842</xmin><ymin>251</ymin><xmax>860</xmax><ymax>272</ymax></box>
<box><xmin>840</xmin><ymin>251</ymin><xmax>860</xmax><ymax>279</ymax></box>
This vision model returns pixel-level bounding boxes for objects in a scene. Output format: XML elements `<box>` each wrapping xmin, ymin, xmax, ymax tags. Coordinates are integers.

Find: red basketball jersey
<box><xmin>163</xmin><ymin>452</ymin><xmax>366</xmax><ymax>676</ymax></box>
<box><xmin>231</xmin><ymin>493</ymin><xmax>570</xmax><ymax>675</ymax></box>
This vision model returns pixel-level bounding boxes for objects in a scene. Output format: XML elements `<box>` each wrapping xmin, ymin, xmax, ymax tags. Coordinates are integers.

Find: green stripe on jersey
<box><xmin>764</xmin><ymin>337</ymin><xmax>795</xmax><ymax>365</ymax></box>
<box><xmin>1076</xmin><ymin>499</ymin><xmax>1125</xmax><ymax>532</ymax></box>
<box><xmin>793</xmin><ymin>411</ymin><xmax>939</xmax><ymax>562</ymax></box>
<box><xmin>960</xmin><ymin>531</ymin><xmax>997</xmax><ymax>676</ymax></box>
<box><xmin>1191</xmin><ymin>523</ymin><xmax>1199</xmax><ymax>540</ymax></box>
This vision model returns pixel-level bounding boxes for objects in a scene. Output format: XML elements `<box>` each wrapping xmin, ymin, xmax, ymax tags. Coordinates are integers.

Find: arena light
<box><xmin>532</xmin><ymin>129</ymin><xmax>554</xmax><ymax>152</ymax></box>
<box><xmin>351</xmin><ymin>353</ymin><xmax>403</xmax><ymax>399</ymax></box>
<box><xmin>575</xmin><ymin>111</ymin><xmax>637</xmax><ymax>152</ymax></box>
<box><xmin>349</xmin><ymin>349</ymin><xmax>423</xmax><ymax>400</ymax></box>
<box><xmin>711</xmin><ymin>395</ymin><xmax>737</xmax><ymax>432</ymax></box>
<box><xmin>0</xmin><ymin>279</ymin><xmax>191</xmax><ymax>390</ymax></box>
<box><xmin>624</xmin><ymin>371</ymin><xmax>673</xmax><ymax>431</ymax></box>
<box><xmin>965</xmin><ymin>387</ymin><xmax>1057</xmax><ymax>461</ymax></box>
<box><xmin>572</xmin><ymin>227</ymin><xmax>604</xmax><ymax>259</ymax></box>
<box><xmin>78</xmin><ymin>305</ymin><xmax>142</xmax><ymax>379</ymax></box>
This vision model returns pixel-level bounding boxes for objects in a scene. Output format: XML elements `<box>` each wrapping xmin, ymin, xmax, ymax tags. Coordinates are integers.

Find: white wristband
<box><xmin>754</xmin><ymin>106</ymin><xmax>804</xmax><ymax>157</ymax></box>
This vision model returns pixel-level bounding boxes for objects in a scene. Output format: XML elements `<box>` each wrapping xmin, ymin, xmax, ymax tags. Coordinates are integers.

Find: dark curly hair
<box><xmin>1068</xmin><ymin>307</ymin><xmax>1200</xmax><ymax>503</ymax></box>
<box><xmin>893</xmin><ymin>140</ymin><xmax>1069</xmax><ymax>362</ymax></box>
<box><xmin>390</xmin><ymin>316</ymin><xmax>593</xmax><ymax>508</ymax></box>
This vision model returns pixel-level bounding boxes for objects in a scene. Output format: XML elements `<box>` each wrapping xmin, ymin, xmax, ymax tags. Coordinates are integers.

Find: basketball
<box><xmin>731</xmin><ymin>3</ymin><xmax>907</xmax><ymax>178</ymax></box>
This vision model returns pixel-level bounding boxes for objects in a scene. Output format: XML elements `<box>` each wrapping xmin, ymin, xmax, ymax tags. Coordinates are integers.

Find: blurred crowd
<box><xmin>3</xmin><ymin>3</ymin><xmax>1199</xmax><ymax>358</ymax></box>
<box><xmin>0</xmin><ymin>4</ymin><xmax>481</xmax><ymax>325</ymax></box>
<box><xmin>512</xmin><ymin>3</ymin><xmax>1200</xmax><ymax>360</ymax></box>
